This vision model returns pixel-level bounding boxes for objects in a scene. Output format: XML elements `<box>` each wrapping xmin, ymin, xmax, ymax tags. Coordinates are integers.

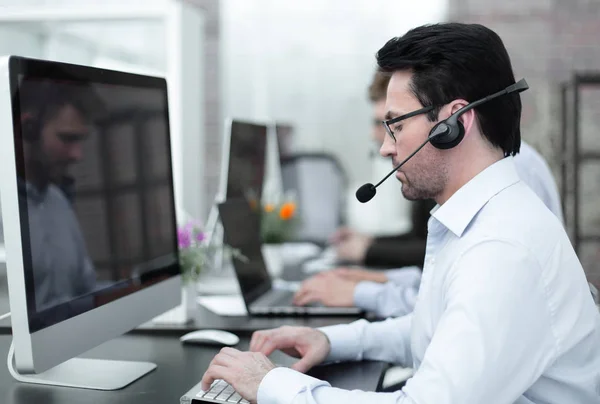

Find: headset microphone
<box><xmin>356</xmin><ymin>136</ymin><xmax>432</xmax><ymax>203</ymax></box>
<box><xmin>356</xmin><ymin>78</ymin><xmax>529</xmax><ymax>203</ymax></box>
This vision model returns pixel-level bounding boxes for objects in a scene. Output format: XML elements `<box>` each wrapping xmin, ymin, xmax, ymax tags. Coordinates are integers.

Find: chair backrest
<box><xmin>281</xmin><ymin>153</ymin><xmax>347</xmax><ymax>246</ymax></box>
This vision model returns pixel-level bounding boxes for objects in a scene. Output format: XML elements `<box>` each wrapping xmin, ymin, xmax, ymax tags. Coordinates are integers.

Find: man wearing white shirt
<box><xmin>292</xmin><ymin>138</ymin><xmax>564</xmax><ymax>320</ymax></box>
<box><xmin>201</xmin><ymin>22</ymin><xmax>600</xmax><ymax>403</ymax></box>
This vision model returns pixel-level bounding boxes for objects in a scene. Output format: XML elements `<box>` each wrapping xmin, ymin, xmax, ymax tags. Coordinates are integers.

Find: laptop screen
<box><xmin>217</xmin><ymin>199</ymin><xmax>271</xmax><ymax>306</ymax></box>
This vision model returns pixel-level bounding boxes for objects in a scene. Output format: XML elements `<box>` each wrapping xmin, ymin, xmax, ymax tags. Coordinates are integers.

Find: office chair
<box><xmin>280</xmin><ymin>153</ymin><xmax>347</xmax><ymax>246</ymax></box>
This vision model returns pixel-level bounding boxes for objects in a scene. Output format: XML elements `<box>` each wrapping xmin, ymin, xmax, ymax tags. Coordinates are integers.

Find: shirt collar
<box><xmin>431</xmin><ymin>157</ymin><xmax>521</xmax><ymax>237</ymax></box>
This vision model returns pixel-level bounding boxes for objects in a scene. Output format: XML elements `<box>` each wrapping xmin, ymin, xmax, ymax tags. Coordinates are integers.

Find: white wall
<box><xmin>0</xmin><ymin>0</ymin><xmax>206</xmax><ymax>221</ymax></box>
<box><xmin>221</xmin><ymin>0</ymin><xmax>448</xmax><ymax>186</ymax></box>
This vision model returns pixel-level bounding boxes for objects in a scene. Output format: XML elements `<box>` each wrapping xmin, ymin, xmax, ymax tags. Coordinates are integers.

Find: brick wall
<box><xmin>447</xmin><ymin>0</ymin><xmax>600</xmax><ymax>286</ymax></box>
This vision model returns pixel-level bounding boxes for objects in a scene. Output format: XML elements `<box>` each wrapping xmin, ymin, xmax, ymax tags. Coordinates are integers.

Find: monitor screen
<box><xmin>217</xmin><ymin>199</ymin><xmax>271</xmax><ymax>306</ymax></box>
<box><xmin>226</xmin><ymin>121</ymin><xmax>267</xmax><ymax>203</ymax></box>
<box><xmin>275</xmin><ymin>123</ymin><xmax>294</xmax><ymax>159</ymax></box>
<box><xmin>10</xmin><ymin>59</ymin><xmax>179</xmax><ymax>332</ymax></box>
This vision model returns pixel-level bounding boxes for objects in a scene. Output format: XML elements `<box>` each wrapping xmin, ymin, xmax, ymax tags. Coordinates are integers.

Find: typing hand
<box><xmin>293</xmin><ymin>272</ymin><xmax>358</xmax><ymax>307</ymax></box>
<box><xmin>329</xmin><ymin>226</ymin><xmax>353</xmax><ymax>245</ymax></box>
<box><xmin>334</xmin><ymin>232</ymin><xmax>373</xmax><ymax>264</ymax></box>
<box><xmin>201</xmin><ymin>347</ymin><xmax>275</xmax><ymax>404</ymax></box>
<box><xmin>249</xmin><ymin>326</ymin><xmax>330</xmax><ymax>373</ymax></box>
<box><xmin>331</xmin><ymin>267</ymin><xmax>389</xmax><ymax>284</ymax></box>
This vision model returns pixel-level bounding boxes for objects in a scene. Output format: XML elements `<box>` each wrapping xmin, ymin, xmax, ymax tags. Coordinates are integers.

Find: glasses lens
<box><xmin>383</xmin><ymin>121</ymin><xmax>395</xmax><ymax>142</ymax></box>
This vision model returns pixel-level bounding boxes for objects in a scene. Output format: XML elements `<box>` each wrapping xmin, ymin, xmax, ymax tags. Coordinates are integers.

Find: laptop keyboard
<box><xmin>268</xmin><ymin>290</ymin><xmax>295</xmax><ymax>306</ymax></box>
<box><xmin>196</xmin><ymin>379</ymin><xmax>249</xmax><ymax>403</ymax></box>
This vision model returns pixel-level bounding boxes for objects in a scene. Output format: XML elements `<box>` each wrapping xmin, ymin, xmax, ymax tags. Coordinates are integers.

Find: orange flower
<box><xmin>264</xmin><ymin>203</ymin><xmax>275</xmax><ymax>213</ymax></box>
<box><xmin>279</xmin><ymin>202</ymin><xmax>296</xmax><ymax>220</ymax></box>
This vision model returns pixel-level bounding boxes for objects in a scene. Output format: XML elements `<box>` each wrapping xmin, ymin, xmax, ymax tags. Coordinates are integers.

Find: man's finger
<box><xmin>257</xmin><ymin>339</ymin><xmax>278</xmax><ymax>357</ymax></box>
<box><xmin>218</xmin><ymin>347</ymin><xmax>242</xmax><ymax>359</ymax></box>
<box><xmin>293</xmin><ymin>284</ymin><xmax>312</xmax><ymax>303</ymax></box>
<box><xmin>249</xmin><ymin>332</ymin><xmax>265</xmax><ymax>352</ymax></box>
<box><xmin>201</xmin><ymin>364</ymin><xmax>232</xmax><ymax>392</ymax></box>
<box><xmin>295</xmin><ymin>292</ymin><xmax>319</xmax><ymax>306</ymax></box>
<box><xmin>293</xmin><ymin>288</ymin><xmax>313</xmax><ymax>305</ymax></box>
<box><xmin>212</xmin><ymin>352</ymin><xmax>238</xmax><ymax>368</ymax></box>
<box><xmin>291</xmin><ymin>352</ymin><xmax>319</xmax><ymax>374</ymax></box>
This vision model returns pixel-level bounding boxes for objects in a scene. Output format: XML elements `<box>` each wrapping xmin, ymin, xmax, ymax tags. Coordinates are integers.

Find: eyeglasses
<box><xmin>382</xmin><ymin>105</ymin><xmax>435</xmax><ymax>142</ymax></box>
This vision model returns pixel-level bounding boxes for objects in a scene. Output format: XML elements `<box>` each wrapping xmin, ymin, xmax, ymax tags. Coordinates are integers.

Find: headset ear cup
<box><xmin>445</xmin><ymin>120</ymin><xmax>465</xmax><ymax>149</ymax></box>
<box><xmin>430</xmin><ymin>120</ymin><xmax>465</xmax><ymax>150</ymax></box>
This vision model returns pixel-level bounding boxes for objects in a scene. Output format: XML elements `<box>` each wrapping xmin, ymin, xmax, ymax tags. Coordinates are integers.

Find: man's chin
<box><xmin>399</xmin><ymin>183</ymin><xmax>421</xmax><ymax>201</ymax></box>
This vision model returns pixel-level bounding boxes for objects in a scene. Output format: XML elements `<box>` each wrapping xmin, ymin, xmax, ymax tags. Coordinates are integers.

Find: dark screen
<box><xmin>217</xmin><ymin>199</ymin><xmax>271</xmax><ymax>306</ymax></box>
<box><xmin>275</xmin><ymin>123</ymin><xmax>294</xmax><ymax>158</ymax></box>
<box><xmin>226</xmin><ymin>121</ymin><xmax>267</xmax><ymax>203</ymax></box>
<box><xmin>9</xmin><ymin>57</ymin><xmax>179</xmax><ymax>332</ymax></box>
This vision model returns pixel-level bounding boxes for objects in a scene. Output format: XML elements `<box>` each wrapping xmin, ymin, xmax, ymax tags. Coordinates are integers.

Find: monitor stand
<box><xmin>7</xmin><ymin>342</ymin><xmax>156</xmax><ymax>390</ymax></box>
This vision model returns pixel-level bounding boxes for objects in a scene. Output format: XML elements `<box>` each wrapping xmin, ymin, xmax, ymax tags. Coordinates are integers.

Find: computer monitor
<box><xmin>206</xmin><ymin>118</ymin><xmax>268</xmax><ymax>240</ymax></box>
<box><xmin>0</xmin><ymin>56</ymin><xmax>181</xmax><ymax>390</ymax></box>
<box><xmin>223</xmin><ymin>119</ymin><xmax>268</xmax><ymax>203</ymax></box>
<box><xmin>274</xmin><ymin>122</ymin><xmax>294</xmax><ymax>159</ymax></box>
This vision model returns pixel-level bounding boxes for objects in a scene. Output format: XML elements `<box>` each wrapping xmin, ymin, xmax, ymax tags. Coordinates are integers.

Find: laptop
<box><xmin>217</xmin><ymin>199</ymin><xmax>362</xmax><ymax>316</ymax></box>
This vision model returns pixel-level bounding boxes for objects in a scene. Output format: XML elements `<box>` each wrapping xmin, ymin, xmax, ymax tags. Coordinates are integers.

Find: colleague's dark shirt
<box><xmin>363</xmin><ymin>198</ymin><xmax>436</xmax><ymax>268</ymax></box>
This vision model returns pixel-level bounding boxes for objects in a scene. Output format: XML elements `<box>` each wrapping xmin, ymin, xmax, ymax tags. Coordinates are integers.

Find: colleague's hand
<box><xmin>250</xmin><ymin>326</ymin><xmax>331</xmax><ymax>373</ymax></box>
<box><xmin>333</xmin><ymin>230</ymin><xmax>373</xmax><ymax>263</ymax></box>
<box><xmin>329</xmin><ymin>226</ymin><xmax>353</xmax><ymax>244</ymax></box>
<box><xmin>331</xmin><ymin>267</ymin><xmax>389</xmax><ymax>284</ymax></box>
<box><xmin>201</xmin><ymin>347</ymin><xmax>275</xmax><ymax>404</ymax></box>
<box><xmin>293</xmin><ymin>272</ymin><xmax>358</xmax><ymax>307</ymax></box>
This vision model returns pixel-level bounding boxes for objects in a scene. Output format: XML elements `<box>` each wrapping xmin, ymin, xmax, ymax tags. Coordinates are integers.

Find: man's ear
<box><xmin>448</xmin><ymin>99</ymin><xmax>476</xmax><ymax>137</ymax></box>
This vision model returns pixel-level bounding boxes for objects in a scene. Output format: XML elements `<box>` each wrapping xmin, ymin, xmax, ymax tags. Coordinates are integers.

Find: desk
<box><xmin>0</xmin><ymin>266</ymin><xmax>364</xmax><ymax>335</ymax></box>
<box><xmin>0</xmin><ymin>334</ymin><xmax>388</xmax><ymax>404</ymax></box>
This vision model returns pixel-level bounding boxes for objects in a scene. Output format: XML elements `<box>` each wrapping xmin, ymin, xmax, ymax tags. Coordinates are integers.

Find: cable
<box><xmin>0</xmin><ymin>312</ymin><xmax>11</xmax><ymax>321</ymax></box>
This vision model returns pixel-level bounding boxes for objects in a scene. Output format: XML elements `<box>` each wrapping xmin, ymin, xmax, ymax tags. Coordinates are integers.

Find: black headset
<box><xmin>356</xmin><ymin>78</ymin><xmax>530</xmax><ymax>203</ymax></box>
<box><xmin>428</xmin><ymin>78</ymin><xmax>529</xmax><ymax>150</ymax></box>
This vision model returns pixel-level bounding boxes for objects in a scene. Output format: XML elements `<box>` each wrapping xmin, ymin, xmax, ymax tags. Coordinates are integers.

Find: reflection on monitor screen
<box><xmin>15</xmin><ymin>75</ymin><xmax>178</xmax><ymax>332</ymax></box>
<box><xmin>226</xmin><ymin>121</ymin><xmax>267</xmax><ymax>203</ymax></box>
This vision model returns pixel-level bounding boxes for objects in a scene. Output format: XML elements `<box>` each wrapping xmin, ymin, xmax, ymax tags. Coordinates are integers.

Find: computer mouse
<box><xmin>179</xmin><ymin>329</ymin><xmax>240</xmax><ymax>346</ymax></box>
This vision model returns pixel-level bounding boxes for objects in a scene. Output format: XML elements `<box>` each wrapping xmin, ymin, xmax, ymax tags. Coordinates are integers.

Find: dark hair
<box><xmin>18</xmin><ymin>79</ymin><xmax>105</xmax><ymax>126</ymax></box>
<box><xmin>368</xmin><ymin>71</ymin><xmax>391</xmax><ymax>102</ymax></box>
<box><xmin>376</xmin><ymin>23</ymin><xmax>521</xmax><ymax>156</ymax></box>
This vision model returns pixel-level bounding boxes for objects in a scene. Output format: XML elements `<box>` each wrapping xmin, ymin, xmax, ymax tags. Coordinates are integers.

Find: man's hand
<box><xmin>293</xmin><ymin>272</ymin><xmax>358</xmax><ymax>307</ymax></box>
<box><xmin>332</xmin><ymin>230</ymin><xmax>373</xmax><ymax>263</ymax></box>
<box><xmin>249</xmin><ymin>326</ymin><xmax>330</xmax><ymax>373</ymax></box>
<box><xmin>201</xmin><ymin>347</ymin><xmax>275</xmax><ymax>404</ymax></box>
<box><xmin>329</xmin><ymin>226</ymin><xmax>353</xmax><ymax>244</ymax></box>
<box><xmin>331</xmin><ymin>268</ymin><xmax>389</xmax><ymax>284</ymax></box>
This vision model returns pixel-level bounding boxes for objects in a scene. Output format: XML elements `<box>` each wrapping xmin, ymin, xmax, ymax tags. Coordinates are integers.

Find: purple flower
<box><xmin>177</xmin><ymin>227</ymin><xmax>192</xmax><ymax>249</ymax></box>
<box><xmin>195</xmin><ymin>231</ymin><xmax>206</xmax><ymax>242</ymax></box>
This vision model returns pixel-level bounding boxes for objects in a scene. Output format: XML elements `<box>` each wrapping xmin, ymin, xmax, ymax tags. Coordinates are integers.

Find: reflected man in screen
<box><xmin>16</xmin><ymin>80</ymin><xmax>101</xmax><ymax>313</ymax></box>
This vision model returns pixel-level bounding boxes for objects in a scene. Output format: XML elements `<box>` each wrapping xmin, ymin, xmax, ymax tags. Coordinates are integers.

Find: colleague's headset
<box><xmin>355</xmin><ymin>78</ymin><xmax>529</xmax><ymax>203</ymax></box>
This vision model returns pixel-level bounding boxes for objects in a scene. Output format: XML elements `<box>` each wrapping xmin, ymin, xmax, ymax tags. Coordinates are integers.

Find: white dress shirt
<box><xmin>514</xmin><ymin>141</ymin><xmax>563</xmax><ymax>224</ymax></box>
<box><xmin>354</xmin><ymin>266</ymin><xmax>421</xmax><ymax>318</ymax></box>
<box><xmin>352</xmin><ymin>140</ymin><xmax>564</xmax><ymax>320</ymax></box>
<box><xmin>258</xmin><ymin>157</ymin><xmax>600</xmax><ymax>404</ymax></box>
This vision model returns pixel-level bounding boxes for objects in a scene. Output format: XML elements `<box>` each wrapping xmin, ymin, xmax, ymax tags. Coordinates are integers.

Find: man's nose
<box><xmin>69</xmin><ymin>144</ymin><xmax>83</xmax><ymax>161</ymax></box>
<box><xmin>379</xmin><ymin>134</ymin><xmax>395</xmax><ymax>158</ymax></box>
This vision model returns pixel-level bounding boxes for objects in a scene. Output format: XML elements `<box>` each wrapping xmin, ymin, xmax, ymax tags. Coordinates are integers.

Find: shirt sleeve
<box><xmin>353</xmin><ymin>272</ymin><xmax>420</xmax><ymax>318</ymax></box>
<box><xmin>257</xmin><ymin>239</ymin><xmax>559</xmax><ymax>404</ymax></box>
<box><xmin>317</xmin><ymin>315</ymin><xmax>413</xmax><ymax>366</ymax></box>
